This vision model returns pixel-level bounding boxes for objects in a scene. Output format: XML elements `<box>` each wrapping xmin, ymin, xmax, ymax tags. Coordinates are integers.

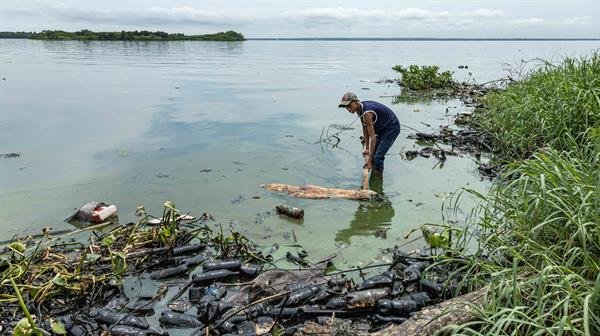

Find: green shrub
<box><xmin>392</xmin><ymin>64</ymin><xmax>456</xmax><ymax>90</ymax></box>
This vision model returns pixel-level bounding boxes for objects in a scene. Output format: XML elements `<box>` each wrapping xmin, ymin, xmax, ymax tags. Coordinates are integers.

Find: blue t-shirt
<box><xmin>359</xmin><ymin>101</ymin><xmax>399</xmax><ymax>134</ymax></box>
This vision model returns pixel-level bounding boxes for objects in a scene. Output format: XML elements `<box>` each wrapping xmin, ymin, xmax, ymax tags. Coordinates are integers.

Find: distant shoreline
<box><xmin>1</xmin><ymin>31</ymin><xmax>596</xmax><ymax>42</ymax></box>
<box><xmin>0</xmin><ymin>30</ymin><xmax>245</xmax><ymax>41</ymax></box>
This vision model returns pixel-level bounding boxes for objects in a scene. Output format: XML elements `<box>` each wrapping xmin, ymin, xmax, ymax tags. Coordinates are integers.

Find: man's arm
<box><xmin>362</xmin><ymin>112</ymin><xmax>376</xmax><ymax>170</ymax></box>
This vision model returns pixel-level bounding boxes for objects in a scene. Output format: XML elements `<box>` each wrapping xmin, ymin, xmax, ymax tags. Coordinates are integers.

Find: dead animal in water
<box><xmin>262</xmin><ymin>183</ymin><xmax>378</xmax><ymax>200</ymax></box>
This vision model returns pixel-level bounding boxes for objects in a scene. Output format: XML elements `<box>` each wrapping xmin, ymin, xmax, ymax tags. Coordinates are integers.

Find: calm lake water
<box><xmin>1</xmin><ymin>39</ymin><xmax>597</xmax><ymax>265</ymax></box>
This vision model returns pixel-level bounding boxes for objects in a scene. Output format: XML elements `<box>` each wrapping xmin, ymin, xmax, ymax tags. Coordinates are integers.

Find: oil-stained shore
<box><xmin>0</xmin><ymin>206</ymin><xmax>472</xmax><ymax>336</ymax></box>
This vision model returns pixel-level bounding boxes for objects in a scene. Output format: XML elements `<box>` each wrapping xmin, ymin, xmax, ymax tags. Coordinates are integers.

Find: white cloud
<box><xmin>19</xmin><ymin>4</ymin><xmax>507</xmax><ymax>27</ymax></box>
<box><xmin>463</xmin><ymin>9</ymin><xmax>505</xmax><ymax>18</ymax></box>
<box><xmin>283</xmin><ymin>7</ymin><xmax>502</xmax><ymax>23</ymax></box>
<box><xmin>36</xmin><ymin>4</ymin><xmax>254</xmax><ymax>26</ymax></box>
<box><xmin>512</xmin><ymin>18</ymin><xmax>546</xmax><ymax>26</ymax></box>
<box><xmin>562</xmin><ymin>16</ymin><xmax>593</xmax><ymax>25</ymax></box>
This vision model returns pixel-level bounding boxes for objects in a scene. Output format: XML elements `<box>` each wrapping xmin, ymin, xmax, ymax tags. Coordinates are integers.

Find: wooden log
<box><xmin>293</xmin><ymin>287</ymin><xmax>487</xmax><ymax>336</ymax></box>
<box><xmin>362</xmin><ymin>168</ymin><xmax>370</xmax><ymax>190</ymax></box>
<box><xmin>262</xmin><ymin>183</ymin><xmax>378</xmax><ymax>200</ymax></box>
<box><xmin>370</xmin><ymin>286</ymin><xmax>487</xmax><ymax>336</ymax></box>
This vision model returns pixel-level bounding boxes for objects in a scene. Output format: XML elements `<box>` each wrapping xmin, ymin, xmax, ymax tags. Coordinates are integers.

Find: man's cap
<box><xmin>338</xmin><ymin>92</ymin><xmax>358</xmax><ymax>107</ymax></box>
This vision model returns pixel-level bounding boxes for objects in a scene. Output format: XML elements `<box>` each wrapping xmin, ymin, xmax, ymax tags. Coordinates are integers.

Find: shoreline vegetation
<box><xmin>0</xmin><ymin>30</ymin><xmax>245</xmax><ymax>41</ymax></box>
<box><xmin>1</xmin><ymin>52</ymin><xmax>598</xmax><ymax>335</ymax></box>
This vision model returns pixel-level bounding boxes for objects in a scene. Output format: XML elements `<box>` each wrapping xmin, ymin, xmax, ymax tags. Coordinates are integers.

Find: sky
<box><xmin>1</xmin><ymin>1</ymin><xmax>599</xmax><ymax>38</ymax></box>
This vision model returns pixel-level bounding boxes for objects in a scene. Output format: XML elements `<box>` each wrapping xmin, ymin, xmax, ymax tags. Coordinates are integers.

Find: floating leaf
<box><xmin>12</xmin><ymin>317</ymin><xmax>32</xmax><ymax>336</ymax></box>
<box><xmin>86</xmin><ymin>253</ymin><xmax>101</xmax><ymax>263</ymax></box>
<box><xmin>52</xmin><ymin>274</ymin><xmax>68</xmax><ymax>287</ymax></box>
<box><xmin>8</xmin><ymin>242</ymin><xmax>26</xmax><ymax>254</ymax></box>
<box><xmin>101</xmin><ymin>234</ymin><xmax>116</xmax><ymax>247</ymax></box>
<box><xmin>50</xmin><ymin>319</ymin><xmax>66</xmax><ymax>335</ymax></box>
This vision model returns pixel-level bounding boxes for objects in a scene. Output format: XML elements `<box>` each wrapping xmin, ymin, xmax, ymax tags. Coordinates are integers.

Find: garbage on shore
<box><xmin>1</xmin><ymin>201</ymin><xmax>468</xmax><ymax>335</ymax></box>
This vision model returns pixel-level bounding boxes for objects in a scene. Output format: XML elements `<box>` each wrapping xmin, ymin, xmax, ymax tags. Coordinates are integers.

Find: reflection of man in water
<box><xmin>335</xmin><ymin>174</ymin><xmax>395</xmax><ymax>244</ymax></box>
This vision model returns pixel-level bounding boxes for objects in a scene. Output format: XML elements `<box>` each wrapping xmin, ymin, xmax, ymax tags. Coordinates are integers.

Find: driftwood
<box><xmin>370</xmin><ymin>286</ymin><xmax>487</xmax><ymax>336</ymax></box>
<box><xmin>262</xmin><ymin>183</ymin><xmax>378</xmax><ymax>200</ymax></box>
<box><xmin>292</xmin><ymin>287</ymin><xmax>487</xmax><ymax>336</ymax></box>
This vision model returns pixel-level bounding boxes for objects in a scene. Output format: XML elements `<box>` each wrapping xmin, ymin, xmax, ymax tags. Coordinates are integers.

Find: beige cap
<box><xmin>338</xmin><ymin>92</ymin><xmax>358</xmax><ymax>107</ymax></box>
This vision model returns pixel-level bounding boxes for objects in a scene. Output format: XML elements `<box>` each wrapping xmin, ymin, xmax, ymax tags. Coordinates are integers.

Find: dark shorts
<box><xmin>373</xmin><ymin>123</ymin><xmax>400</xmax><ymax>171</ymax></box>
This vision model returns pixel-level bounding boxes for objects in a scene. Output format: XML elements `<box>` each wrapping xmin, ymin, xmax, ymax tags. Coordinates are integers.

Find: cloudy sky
<box><xmin>1</xmin><ymin>1</ymin><xmax>599</xmax><ymax>38</ymax></box>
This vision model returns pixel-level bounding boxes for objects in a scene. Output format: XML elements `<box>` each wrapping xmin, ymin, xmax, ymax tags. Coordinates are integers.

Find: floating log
<box><xmin>262</xmin><ymin>183</ymin><xmax>378</xmax><ymax>200</ymax></box>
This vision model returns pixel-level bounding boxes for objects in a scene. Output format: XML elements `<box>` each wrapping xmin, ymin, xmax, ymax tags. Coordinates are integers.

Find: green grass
<box><xmin>436</xmin><ymin>53</ymin><xmax>600</xmax><ymax>336</ymax></box>
<box><xmin>472</xmin><ymin>53</ymin><xmax>600</xmax><ymax>162</ymax></box>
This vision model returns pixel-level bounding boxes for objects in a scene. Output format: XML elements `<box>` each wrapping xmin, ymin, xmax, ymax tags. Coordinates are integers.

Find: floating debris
<box><xmin>0</xmin><ymin>152</ymin><xmax>20</xmax><ymax>158</ymax></box>
<box><xmin>1</xmin><ymin>200</ymin><xmax>468</xmax><ymax>335</ymax></box>
<box><xmin>275</xmin><ymin>204</ymin><xmax>305</xmax><ymax>219</ymax></box>
<box><xmin>64</xmin><ymin>201</ymin><xmax>118</xmax><ymax>223</ymax></box>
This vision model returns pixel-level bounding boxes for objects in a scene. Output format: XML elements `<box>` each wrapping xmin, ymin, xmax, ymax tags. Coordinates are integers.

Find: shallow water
<box><xmin>1</xmin><ymin>39</ymin><xmax>597</xmax><ymax>265</ymax></box>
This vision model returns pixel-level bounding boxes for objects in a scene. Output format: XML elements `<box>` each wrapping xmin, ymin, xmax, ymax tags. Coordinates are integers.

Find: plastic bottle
<box><xmin>275</xmin><ymin>205</ymin><xmax>304</xmax><ymax>219</ymax></box>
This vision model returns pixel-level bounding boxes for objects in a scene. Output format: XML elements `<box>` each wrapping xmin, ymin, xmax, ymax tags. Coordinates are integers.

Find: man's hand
<box><xmin>363</xmin><ymin>158</ymin><xmax>373</xmax><ymax>170</ymax></box>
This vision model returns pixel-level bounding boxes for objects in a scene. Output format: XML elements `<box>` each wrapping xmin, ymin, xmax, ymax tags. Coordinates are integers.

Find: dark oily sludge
<box><xmin>419</xmin><ymin>279</ymin><xmax>445</xmax><ymax>298</ymax></box>
<box><xmin>346</xmin><ymin>288</ymin><xmax>390</xmax><ymax>309</ymax></box>
<box><xmin>149</xmin><ymin>264</ymin><xmax>188</xmax><ymax>280</ymax></box>
<box><xmin>172</xmin><ymin>243</ymin><xmax>205</xmax><ymax>256</ymax></box>
<box><xmin>239</xmin><ymin>262</ymin><xmax>262</xmax><ymax>277</ymax></box>
<box><xmin>183</xmin><ymin>253</ymin><xmax>210</xmax><ymax>268</ymax></box>
<box><xmin>159</xmin><ymin>310</ymin><xmax>204</xmax><ymax>328</ymax></box>
<box><xmin>403</xmin><ymin>261</ymin><xmax>430</xmax><ymax>282</ymax></box>
<box><xmin>191</xmin><ymin>269</ymin><xmax>238</xmax><ymax>285</ymax></box>
<box><xmin>278</xmin><ymin>285</ymin><xmax>321</xmax><ymax>306</ymax></box>
<box><xmin>377</xmin><ymin>299</ymin><xmax>418</xmax><ymax>316</ymax></box>
<box><xmin>400</xmin><ymin>291</ymin><xmax>431</xmax><ymax>308</ymax></box>
<box><xmin>91</xmin><ymin>309</ymin><xmax>149</xmax><ymax>329</ymax></box>
<box><xmin>108</xmin><ymin>325</ymin><xmax>153</xmax><ymax>336</ymax></box>
<box><xmin>357</xmin><ymin>270</ymin><xmax>395</xmax><ymax>290</ymax></box>
<box><xmin>203</xmin><ymin>259</ymin><xmax>242</xmax><ymax>272</ymax></box>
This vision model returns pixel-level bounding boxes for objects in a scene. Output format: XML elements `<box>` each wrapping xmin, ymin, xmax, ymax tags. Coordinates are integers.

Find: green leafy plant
<box><xmin>392</xmin><ymin>65</ymin><xmax>456</xmax><ymax>90</ymax></box>
<box><xmin>159</xmin><ymin>200</ymin><xmax>179</xmax><ymax>246</ymax></box>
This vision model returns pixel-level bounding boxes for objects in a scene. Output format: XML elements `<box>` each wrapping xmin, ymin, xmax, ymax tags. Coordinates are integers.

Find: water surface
<box><xmin>1</xmin><ymin>39</ymin><xmax>597</xmax><ymax>265</ymax></box>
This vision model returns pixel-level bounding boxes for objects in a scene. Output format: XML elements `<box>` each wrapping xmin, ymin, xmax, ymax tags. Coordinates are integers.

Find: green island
<box><xmin>0</xmin><ymin>30</ymin><xmax>245</xmax><ymax>41</ymax></box>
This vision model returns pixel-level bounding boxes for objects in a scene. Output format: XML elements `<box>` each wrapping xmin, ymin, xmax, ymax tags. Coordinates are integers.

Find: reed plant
<box><xmin>437</xmin><ymin>53</ymin><xmax>600</xmax><ymax>336</ymax></box>
<box><xmin>441</xmin><ymin>132</ymin><xmax>599</xmax><ymax>335</ymax></box>
<box><xmin>471</xmin><ymin>53</ymin><xmax>600</xmax><ymax>162</ymax></box>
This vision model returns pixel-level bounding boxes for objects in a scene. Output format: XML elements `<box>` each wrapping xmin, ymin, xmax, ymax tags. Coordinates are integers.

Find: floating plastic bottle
<box><xmin>275</xmin><ymin>205</ymin><xmax>304</xmax><ymax>219</ymax></box>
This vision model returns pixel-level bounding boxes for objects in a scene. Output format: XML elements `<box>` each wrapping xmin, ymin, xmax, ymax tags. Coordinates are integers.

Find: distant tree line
<box><xmin>0</xmin><ymin>30</ymin><xmax>245</xmax><ymax>41</ymax></box>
